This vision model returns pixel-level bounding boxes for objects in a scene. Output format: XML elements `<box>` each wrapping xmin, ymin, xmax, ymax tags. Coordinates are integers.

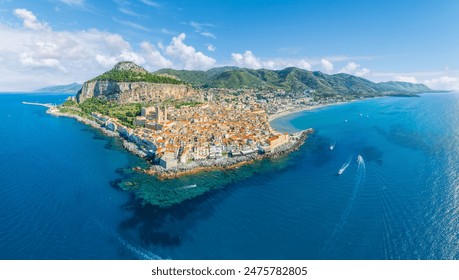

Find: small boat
<box><xmin>329</xmin><ymin>142</ymin><xmax>336</xmax><ymax>150</ymax></box>
<box><xmin>338</xmin><ymin>158</ymin><xmax>351</xmax><ymax>175</ymax></box>
<box><xmin>359</xmin><ymin>113</ymin><xmax>363</xmax><ymax>117</ymax></box>
<box><xmin>344</xmin><ymin>119</ymin><xmax>348</xmax><ymax>123</ymax></box>
<box><xmin>357</xmin><ymin>155</ymin><xmax>364</xmax><ymax>163</ymax></box>
<box><xmin>181</xmin><ymin>184</ymin><xmax>197</xmax><ymax>190</ymax></box>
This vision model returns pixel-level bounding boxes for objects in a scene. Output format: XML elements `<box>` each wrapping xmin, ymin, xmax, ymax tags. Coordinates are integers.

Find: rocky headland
<box><xmin>76</xmin><ymin>61</ymin><xmax>197</xmax><ymax>104</ymax></box>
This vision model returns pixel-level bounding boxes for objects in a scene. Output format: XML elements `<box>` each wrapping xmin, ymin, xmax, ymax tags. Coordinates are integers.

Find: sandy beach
<box><xmin>268</xmin><ymin>100</ymin><xmax>360</xmax><ymax>123</ymax></box>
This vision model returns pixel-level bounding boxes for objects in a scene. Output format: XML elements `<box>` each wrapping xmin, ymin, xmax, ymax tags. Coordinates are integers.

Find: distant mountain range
<box><xmin>37</xmin><ymin>63</ymin><xmax>435</xmax><ymax>97</ymax></box>
<box><xmin>35</xmin><ymin>83</ymin><xmax>82</xmax><ymax>93</ymax></box>
<box><xmin>155</xmin><ymin>67</ymin><xmax>433</xmax><ymax>96</ymax></box>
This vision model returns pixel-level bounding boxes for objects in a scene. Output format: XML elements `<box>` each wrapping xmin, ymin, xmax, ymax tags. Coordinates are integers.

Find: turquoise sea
<box><xmin>0</xmin><ymin>92</ymin><xmax>458</xmax><ymax>259</ymax></box>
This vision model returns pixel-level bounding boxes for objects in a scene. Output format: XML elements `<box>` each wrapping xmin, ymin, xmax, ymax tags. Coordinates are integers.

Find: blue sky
<box><xmin>0</xmin><ymin>0</ymin><xmax>458</xmax><ymax>91</ymax></box>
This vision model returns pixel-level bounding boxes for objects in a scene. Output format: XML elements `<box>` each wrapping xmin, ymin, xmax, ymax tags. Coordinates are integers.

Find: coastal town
<box><xmin>39</xmin><ymin>60</ymin><xmax>399</xmax><ymax>177</ymax></box>
<box><xmin>86</xmin><ymin>96</ymin><xmax>309</xmax><ymax>174</ymax></box>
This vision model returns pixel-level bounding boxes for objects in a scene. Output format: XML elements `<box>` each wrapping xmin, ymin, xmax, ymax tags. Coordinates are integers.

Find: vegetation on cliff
<box><xmin>89</xmin><ymin>69</ymin><xmax>183</xmax><ymax>84</ymax></box>
<box><xmin>62</xmin><ymin>95</ymin><xmax>200</xmax><ymax>128</ymax></box>
<box><xmin>61</xmin><ymin>97</ymin><xmax>141</xmax><ymax>128</ymax></box>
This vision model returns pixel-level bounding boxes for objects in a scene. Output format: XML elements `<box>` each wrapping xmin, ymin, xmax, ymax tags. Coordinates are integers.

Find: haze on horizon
<box><xmin>0</xmin><ymin>0</ymin><xmax>458</xmax><ymax>91</ymax></box>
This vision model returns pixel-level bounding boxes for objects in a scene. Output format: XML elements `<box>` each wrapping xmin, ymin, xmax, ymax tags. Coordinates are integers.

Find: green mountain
<box><xmin>35</xmin><ymin>83</ymin><xmax>82</xmax><ymax>94</ymax></box>
<box><xmin>155</xmin><ymin>66</ymin><xmax>238</xmax><ymax>87</ymax></box>
<box><xmin>155</xmin><ymin>67</ymin><xmax>432</xmax><ymax>96</ymax></box>
<box><xmin>90</xmin><ymin>62</ymin><xmax>183</xmax><ymax>84</ymax></box>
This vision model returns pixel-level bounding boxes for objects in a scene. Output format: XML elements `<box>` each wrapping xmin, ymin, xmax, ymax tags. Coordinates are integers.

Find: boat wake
<box><xmin>180</xmin><ymin>184</ymin><xmax>197</xmax><ymax>190</ymax></box>
<box><xmin>116</xmin><ymin>235</ymin><xmax>165</xmax><ymax>260</ymax></box>
<box><xmin>329</xmin><ymin>142</ymin><xmax>336</xmax><ymax>151</ymax></box>
<box><xmin>337</xmin><ymin>157</ymin><xmax>352</xmax><ymax>175</ymax></box>
<box><xmin>320</xmin><ymin>155</ymin><xmax>366</xmax><ymax>256</ymax></box>
<box><xmin>94</xmin><ymin>219</ymin><xmax>166</xmax><ymax>260</ymax></box>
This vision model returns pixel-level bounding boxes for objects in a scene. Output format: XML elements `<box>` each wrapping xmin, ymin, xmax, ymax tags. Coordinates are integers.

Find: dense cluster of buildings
<box><xmin>200</xmin><ymin>87</ymin><xmax>349</xmax><ymax>116</ymax></box>
<box><xmin>92</xmin><ymin>102</ymin><xmax>290</xmax><ymax>169</ymax></box>
<box><xmin>85</xmin><ymin>85</ymin><xmax>355</xmax><ymax>170</ymax></box>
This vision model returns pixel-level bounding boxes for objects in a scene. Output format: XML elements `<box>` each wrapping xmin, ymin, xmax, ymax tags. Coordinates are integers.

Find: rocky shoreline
<box><xmin>45</xmin><ymin>105</ymin><xmax>313</xmax><ymax>179</ymax></box>
<box><xmin>47</xmin><ymin>107</ymin><xmax>151</xmax><ymax>158</ymax></box>
<box><xmin>47</xmin><ymin>107</ymin><xmax>118</xmax><ymax>137</ymax></box>
<box><xmin>143</xmin><ymin>128</ymin><xmax>314</xmax><ymax>179</ymax></box>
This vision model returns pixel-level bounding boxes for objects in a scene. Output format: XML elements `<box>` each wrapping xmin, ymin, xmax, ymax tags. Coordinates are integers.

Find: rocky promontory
<box><xmin>144</xmin><ymin>129</ymin><xmax>314</xmax><ymax>179</ymax></box>
<box><xmin>76</xmin><ymin>61</ymin><xmax>197</xmax><ymax>104</ymax></box>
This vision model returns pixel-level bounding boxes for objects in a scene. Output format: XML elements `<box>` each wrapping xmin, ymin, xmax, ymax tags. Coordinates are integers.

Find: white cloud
<box><xmin>231</xmin><ymin>51</ymin><xmax>262</xmax><ymax>69</ymax></box>
<box><xmin>118</xmin><ymin>7</ymin><xmax>141</xmax><ymax>17</ymax></box>
<box><xmin>368</xmin><ymin>70</ymin><xmax>459</xmax><ymax>89</ymax></box>
<box><xmin>165</xmin><ymin>33</ymin><xmax>216</xmax><ymax>70</ymax></box>
<box><xmin>140</xmin><ymin>41</ymin><xmax>173</xmax><ymax>68</ymax></box>
<box><xmin>201</xmin><ymin>32</ymin><xmax>215</xmax><ymax>38</ymax></box>
<box><xmin>340</xmin><ymin>62</ymin><xmax>370</xmax><ymax>77</ymax></box>
<box><xmin>119</xmin><ymin>49</ymin><xmax>145</xmax><ymax>64</ymax></box>
<box><xmin>19</xmin><ymin>53</ymin><xmax>66</xmax><ymax>72</ymax></box>
<box><xmin>355</xmin><ymin>68</ymin><xmax>370</xmax><ymax>77</ymax></box>
<box><xmin>297</xmin><ymin>60</ymin><xmax>312</xmax><ymax>70</ymax></box>
<box><xmin>139</xmin><ymin>0</ymin><xmax>160</xmax><ymax>8</ymax></box>
<box><xmin>60</xmin><ymin>0</ymin><xmax>85</xmax><ymax>7</ymax></box>
<box><xmin>207</xmin><ymin>44</ymin><xmax>216</xmax><ymax>52</ymax></box>
<box><xmin>394</xmin><ymin>75</ymin><xmax>418</xmax><ymax>83</ymax></box>
<box><xmin>13</xmin><ymin>9</ymin><xmax>49</xmax><ymax>31</ymax></box>
<box><xmin>160</xmin><ymin>28</ymin><xmax>175</xmax><ymax>35</ymax></box>
<box><xmin>320</xmin><ymin>59</ymin><xmax>333</xmax><ymax>73</ymax></box>
<box><xmin>94</xmin><ymin>54</ymin><xmax>119</xmax><ymax>68</ymax></box>
<box><xmin>231</xmin><ymin>50</ymin><xmax>312</xmax><ymax>70</ymax></box>
<box><xmin>113</xmin><ymin>17</ymin><xmax>151</xmax><ymax>31</ymax></box>
<box><xmin>189</xmin><ymin>21</ymin><xmax>216</xmax><ymax>39</ymax></box>
<box><xmin>190</xmin><ymin>21</ymin><xmax>214</xmax><ymax>31</ymax></box>
<box><xmin>101</xmin><ymin>33</ymin><xmax>130</xmax><ymax>52</ymax></box>
<box><xmin>423</xmin><ymin>76</ymin><xmax>459</xmax><ymax>90</ymax></box>
<box><xmin>95</xmin><ymin>50</ymin><xmax>145</xmax><ymax>68</ymax></box>
<box><xmin>341</xmin><ymin>62</ymin><xmax>359</xmax><ymax>73</ymax></box>
<box><xmin>2</xmin><ymin>9</ymin><xmax>218</xmax><ymax>90</ymax></box>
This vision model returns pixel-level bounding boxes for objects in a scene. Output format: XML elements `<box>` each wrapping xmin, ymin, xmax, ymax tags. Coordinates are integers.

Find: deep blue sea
<box><xmin>0</xmin><ymin>92</ymin><xmax>458</xmax><ymax>260</ymax></box>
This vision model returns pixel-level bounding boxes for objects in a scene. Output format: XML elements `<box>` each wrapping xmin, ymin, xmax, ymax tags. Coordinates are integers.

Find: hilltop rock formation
<box><xmin>76</xmin><ymin>62</ymin><xmax>197</xmax><ymax>104</ymax></box>
<box><xmin>112</xmin><ymin>61</ymin><xmax>147</xmax><ymax>73</ymax></box>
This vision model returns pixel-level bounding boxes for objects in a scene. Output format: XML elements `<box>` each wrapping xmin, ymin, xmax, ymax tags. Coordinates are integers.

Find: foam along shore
<box><xmin>26</xmin><ymin>102</ymin><xmax>314</xmax><ymax>178</ymax></box>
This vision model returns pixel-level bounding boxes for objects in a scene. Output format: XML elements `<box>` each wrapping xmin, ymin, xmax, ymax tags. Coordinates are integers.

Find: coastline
<box><xmin>268</xmin><ymin>99</ymin><xmax>360</xmax><ymax>123</ymax></box>
<box><xmin>143</xmin><ymin>129</ymin><xmax>313</xmax><ymax>179</ymax></box>
<box><xmin>47</xmin><ymin>107</ymin><xmax>149</xmax><ymax>158</ymax></box>
<box><xmin>47</xmin><ymin>106</ymin><xmax>118</xmax><ymax>137</ymax></box>
<box><xmin>28</xmin><ymin>102</ymin><xmax>315</xmax><ymax>179</ymax></box>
